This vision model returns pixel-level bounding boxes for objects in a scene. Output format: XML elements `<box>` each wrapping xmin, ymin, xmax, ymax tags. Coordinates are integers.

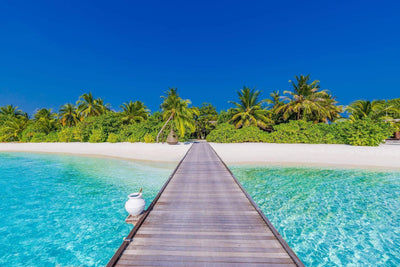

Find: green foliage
<box><xmin>45</xmin><ymin>132</ymin><xmax>58</xmax><ymax>142</ymax></box>
<box><xmin>144</xmin><ymin>133</ymin><xmax>155</xmax><ymax>143</ymax></box>
<box><xmin>206</xmin><ymin>123</ymin><xmax>239</xmax><ymax>143</ymax></box>
<box><xmin>268</xmin><ymin>121</ymin><xmax>336</xmax><ymax>144</ymax></box>
<box><xmin>107</xmin><ymin>133</ymin><xmax>118</xmax><ymax>143</ymax></box>
<box><xmin>127</xmin><ymin>135</ymin><xmax>138</xmax><ymax>143</ymax></box>
<box><xmin>343</xmin><ymin>118</ymin><xmax>394</xmax><ymax>146</ymax></box>
<box><xmin>229</xmin><ymin>86</ymin><xmax>273</xmax><ymax>130</ymax></box>
<box><xmin>207</xmin><ymin>119</ymin><xmax>392</xmax><ymax>146</ymax></box>
<box><xmin>58</xmin><ymin>127</ymin><xmax>77</xmax><ymax>142</ymax></box>
<box><xmin>217</xmin><ymin>110</ymin><xmax>233</xmax><ymax>124</ymax></box>
<box><xmin>30</xmin><ymin>133</ymin><xmax>47</xmax><ymax>143</ymax></box>
<box><xmin>89</xmin><ymin>129</ymin><xmax>104</xmax><ymax>143</ymax></box>
<box><xmin>194</xmin><ymin>103</ymin><xmax>218</xmax><ymax>139</ymax></box>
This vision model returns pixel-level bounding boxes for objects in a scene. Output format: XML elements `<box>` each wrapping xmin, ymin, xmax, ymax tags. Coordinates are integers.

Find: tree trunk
<box><xmin>156</xmin><ymin>114</ymin><xmax>174</xmax><ymax>143</ymax></box>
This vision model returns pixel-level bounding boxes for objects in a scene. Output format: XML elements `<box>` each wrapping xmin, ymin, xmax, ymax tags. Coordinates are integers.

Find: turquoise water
<box><xmin>0</xmin><ymin>152</ymin><xmax>174</xmax><ymax>267</ymax></box>
<box><xmin>231</xmin><ymin>165</ymin><xmax>400</xmax><ymax>266</ymax></box>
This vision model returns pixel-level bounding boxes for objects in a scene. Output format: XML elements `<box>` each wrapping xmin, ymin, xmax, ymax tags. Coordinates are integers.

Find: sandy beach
<box><xmin>1</xmin><ymin>142</ymin><xmax>399</xmax><ymax>169</ymax></box>
<box><xmin>210</xmin><ymin>143</ymin><xmax>400</xmax><ymax>169</ymax></box>
<box><xmin>0</xmin><ymin>142</ymin><xmax>191</xmax><ymax>162</ymax></box>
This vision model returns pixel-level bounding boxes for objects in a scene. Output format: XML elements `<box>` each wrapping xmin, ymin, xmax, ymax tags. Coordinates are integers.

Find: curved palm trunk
<box><xmin>156</xmin><ymin>114</ymin><xmax>174</xmax><ymax>143</ymax></box>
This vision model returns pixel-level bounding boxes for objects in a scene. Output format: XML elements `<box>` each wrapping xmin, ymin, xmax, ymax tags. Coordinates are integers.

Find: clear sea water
<box><xmin>231</xmin><ymin>165</ymin><xmax>400</xmax><ymax>267</ymax></box>
<box><xmin>0</xmin><ymin>152</ymin><xmax>174</xmax><ymax>267</ymax></box>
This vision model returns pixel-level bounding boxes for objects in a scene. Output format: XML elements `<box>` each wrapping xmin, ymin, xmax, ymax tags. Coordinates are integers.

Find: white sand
<box><xmin>0</xmin><ymin>142</ymin><xmax>191</xmax><ymax>162</ymax></box>
<box><xmin>210</xmin><ymin>143</ymin><xmax>400</xmax><ymax>169</ymax></box>
<box><xmin>1</xmin><ymin>142</ymin><xmax>399</xmax><ymax>169</ymax></box>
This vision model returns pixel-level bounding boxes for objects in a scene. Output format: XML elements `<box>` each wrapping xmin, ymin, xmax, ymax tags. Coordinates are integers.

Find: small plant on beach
<box><xmin>107</xmin><ymin>133</ymin><xmax>118</xmax><ymax>143</ymax></box>
<box><xmin>144</xmin><ymin>133</ymin><xmax>155</xmax><ymax>143</ymax></box>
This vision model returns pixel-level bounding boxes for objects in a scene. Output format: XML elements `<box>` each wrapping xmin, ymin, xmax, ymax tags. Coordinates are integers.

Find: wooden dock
<box><xmin>108</xmin><ymin>142</ymin><xmax>304</xmax><ymax>267</ymax></box>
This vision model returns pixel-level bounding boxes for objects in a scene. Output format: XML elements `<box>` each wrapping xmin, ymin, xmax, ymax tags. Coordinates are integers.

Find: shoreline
<box><xmin>0</xmin><ymin>142</ymin><xmax>399</xmax><ymax>170</ymax></box>
<box><xmin>210</xmin><ymin>143</ymin><xmax>400</xmax><ymax>170</ymax></box>
<box><xmin>0</xmin><ymin>142</ymin><xmax>192</xmax><ymax>163</ymax></box>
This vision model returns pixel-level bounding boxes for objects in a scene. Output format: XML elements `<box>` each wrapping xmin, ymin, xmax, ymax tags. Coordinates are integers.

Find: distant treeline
<box><xmin>0</xmin><ymin>74</ymin><xmax>399</xmax><ymax>146</ymax></box>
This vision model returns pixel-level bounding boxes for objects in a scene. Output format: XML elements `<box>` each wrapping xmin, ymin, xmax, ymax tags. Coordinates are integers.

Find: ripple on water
<box><xmin>230</xmin><ymin>165</ymin><xmax>400</xmax><ymax>266</ymax></box>
<box><xmin>0</xmin><ymin>152</ymin><xmax>174</xmax><ymax>266</ymax></box>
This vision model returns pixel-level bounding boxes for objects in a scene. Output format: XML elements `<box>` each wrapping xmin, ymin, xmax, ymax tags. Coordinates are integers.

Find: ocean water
<box><xmin>0</xmin><ymin>152</ymin><xmax>174</xmax><ymax>267</ymax></box>
<box><xmin>230</xmin><ymin>165</ymin><xmax>400</xmax><ymax>266</ymax></box>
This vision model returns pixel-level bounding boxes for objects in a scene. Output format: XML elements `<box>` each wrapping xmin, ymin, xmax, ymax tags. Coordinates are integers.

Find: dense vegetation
<box><xmin>1</xmin><ymin>75</ymin><xmax>399</xmax><ymax>146</ymax></box>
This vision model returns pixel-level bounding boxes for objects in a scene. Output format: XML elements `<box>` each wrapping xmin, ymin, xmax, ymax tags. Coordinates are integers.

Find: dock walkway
<box><xmin>108</xmin><ymin>142</ymin><xmax>303</xmax><ymax>266</ymax></box>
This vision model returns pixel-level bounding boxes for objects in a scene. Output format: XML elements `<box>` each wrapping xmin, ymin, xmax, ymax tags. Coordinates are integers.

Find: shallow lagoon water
<box><xmin>230</xmin><ymin>165</ymin><xmax>400</xmax><ymax>266</ymax></box>
<box><xmin>0</xmin><ymin>152</ymin><xmax>174</xmax><ymax>266</ymax></box>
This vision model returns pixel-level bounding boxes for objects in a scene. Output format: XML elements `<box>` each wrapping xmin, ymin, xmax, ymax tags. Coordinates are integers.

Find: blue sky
<box><xmin>1</xmin><ymin>0</ymin><xmax>399</xmax><ymax>115</ymax></box>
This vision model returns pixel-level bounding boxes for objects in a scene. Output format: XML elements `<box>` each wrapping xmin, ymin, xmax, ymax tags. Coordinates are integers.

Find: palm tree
<box><xmin>156</xmin><ymin>88</ymin><xmax>198</xmax><ymax>142</ymax></box>
<box><xmin>95</xmin><ymin>98</ymin><xmax>111</xmax><ymax>114</ymax></box>
<box><xmin>120</xmin><ymin>101</ymin><xmax>149</xmax><ymax>124</ymax></box>
<box><xmin>34</xmin><ymin>108</ymin><xmax>57</xmax><ymax>121</ymax></box>
<box><xmin>276</xmin><ymin>74</ymin><xmax>341</xmax><ymax>122</ymax></box>
<box><xmin>59</xmin><ymin>103</ymin><xmax>81</xmax><ymax>126</ymax></box>
<box><xmin>229</xmin><ymin>86</ymin><xmax>273</xmax><ymax>130</ymax></box>
<box><xmin>0</xmin><ymin>105</ymin><xmax>24</xmax><ymax>118</ymax></box>
<box><xmin>0</xmin><ymin>117</ymin><xmax>29</xmax><ymax>141</ymax></box>
<box><xmin>346</xmin><ymin>100</ymin><xmax>395</xmax><ymax>121</ymax></box>
<box><xmin>266</xmin><ymin>90</ymin><xmax>285</xmax><ymax>124</ymax></box>
<box><xmin>33</xmin><ymin>108</ymin><xmax>58</xmax><ymax>134</ymax></box>
<box><xmin>77</xmin><ymin>92</ymin><xmax>109</xmax><ymax>117</ymax></box>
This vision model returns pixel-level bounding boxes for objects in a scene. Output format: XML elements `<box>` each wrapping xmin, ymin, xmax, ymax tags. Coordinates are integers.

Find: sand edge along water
<box><xmin>0</xmin><ymin>142</ymin><xmax>399</xmax><ymax>169</ymax></box>
<box><xmin>210</xmin><ymin>143</ymin><xmax>400</xmax><ymax>170</ymax></box>
<box><xmin>0</xmin><ymin>142</ymin><xmax>192</xmax><ymax>163</ymax></box>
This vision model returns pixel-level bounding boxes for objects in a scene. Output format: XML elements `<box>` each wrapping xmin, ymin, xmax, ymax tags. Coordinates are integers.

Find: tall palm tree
<box><xmin>156</xmin><ymin>88</ymin><xmax>198</xmax><ymax>142</ymax></box>
<box><xmin>229</xmin><ymin>86</ymin><xmax>273</xmax><ymax>129</ymax></box>
<box><xmin>0</xmin><ymin>105</ymin><xmax>24</xmax><ymax>118</ymax></box>
<box><xmin>276</xmin><ymin>74</ymin><xmax>341</xmax><ymax>122</ymax></box>
<box><xmin>59</xmin><ymin>103</ymin><xmax>81</xmax><ymax>126</ymax></box>
<box><xmin>346</xmin><ymin>100</ymin><xmax>395</xmax><ymax>121</ymax></box>
<box><xmin>77</xmin><ymin>92</ymin><xmax>109</xmax><ymax>117</ymax></box>
<box><xmin>120</xmin><ymin>101</ymin><xmax>149</xmax><ymax>124</ymax></box>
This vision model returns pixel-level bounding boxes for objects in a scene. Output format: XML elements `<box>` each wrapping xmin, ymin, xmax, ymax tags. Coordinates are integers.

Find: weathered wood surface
<box><xmin>109</xmin><ymin>142</ymin><xmax>304</xmax><ymax>267</ymax></box>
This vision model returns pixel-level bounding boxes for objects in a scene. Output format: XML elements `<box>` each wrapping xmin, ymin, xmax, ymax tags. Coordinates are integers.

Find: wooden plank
<box><xmin>118</xmin><ymin>254</ymin><xmax>295</xmax><ymax>264</ymax></box>
<box><xmin>128</xmin><ymin>237</ymin><xmax>283</xmax><ymax>248</ymax></box>
<box><xmin>108</xmin><ymin>142</ymin><xmax>304</xmax><ymax>267</ymax></box>
<box><xmin>124</xmin><ymin>244</ymin><xmax>286</xmax><ymax>253</ymax></box>
<box><xmin>116</xmin><ymin>259</ymin><xmax>296</xmax><ymax>267</ymax></box>
<box><xmin>122</xmin><ymin>249</ymin><xmax>291</xmax><ymax>258</ymax></box>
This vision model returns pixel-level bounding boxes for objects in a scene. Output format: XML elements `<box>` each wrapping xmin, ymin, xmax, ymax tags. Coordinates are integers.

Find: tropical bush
<box><xmin>342</xmin><ymin>118</ymin><xmax>394</xmax><ymax>146</ymax></box>
<box><xmin>207</xmin><ymin>119</ymin><xmax>393</xmax><ymax>146</ymax></box>
<box><xmin>107</xmin><ymin>133</ymin><xmax>118</xmax><ymax>143</ymax></box>
<box><xmin>89</xmin><ymin>129</ymin><xmax>104</xmax><ymax>143</ymax></box>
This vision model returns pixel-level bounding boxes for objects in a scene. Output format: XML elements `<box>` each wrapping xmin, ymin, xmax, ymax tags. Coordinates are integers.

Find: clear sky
<box><xmin>1</xmin><ymin>0</ymin><xmax>399</xmax><ymax>115</ymax></box>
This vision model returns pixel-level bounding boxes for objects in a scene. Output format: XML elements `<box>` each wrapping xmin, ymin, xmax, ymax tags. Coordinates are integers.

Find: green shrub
<box><xmin>144</xmin><ymin>133</ymin><xmax>155</xmax><ymax>143</ymax></box>
<box><xmin>234</xmin><ymin>126</ymin><xmax>271</xmax><ymax>142</ymax></box>
<box><xmin>89</xmin><ymin>129</ymin><xmax>104</xmax><ymax>143</ymax></box>
<box><xmin>127</xmin><ymin>135</ymin><xmax>137</xmax><ymax>143</ymax></box>
<box><xmin>58</xmin><ymin>127</ymin><xmax>76</xmax><ymax>142</ymax></box>
<box><xmin>206</xmin><ymin>123</ymin><xmax>238</xmax><ymax>143</ymax></box>
<box><xmin>45</xmin><ymin>132</ymin><xmax>58</xmax><ymax>142</ymax></box>
<box><xmin>30</xmin><ymin>132</ymin><xmax>47</xmax><ymax>142</ymax></box>
<box><xmin>107</xmin><ymin>133</ymin><xmax>118</xmax><ymax>143</ymax></box>
<box><xmin>206</xmin><ymin>119</ymin><xmax>393</xmax><ymax>146</ymax></box>
<box><xmin>343</xmin><ymin>118</ymin><xmax>394</xmax><ymax>146</ymax></box>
